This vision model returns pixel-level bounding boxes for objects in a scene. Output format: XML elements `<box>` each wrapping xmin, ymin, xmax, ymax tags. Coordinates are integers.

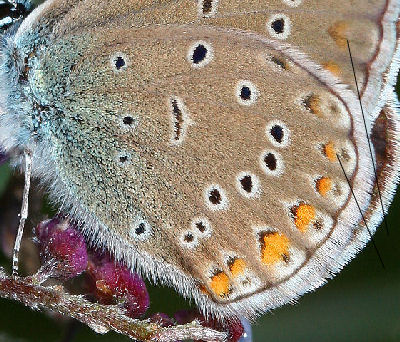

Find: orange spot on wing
<box><xmin>229</xmin><ymin>258</ymin><xmax>246</xmax><ymax>277</ymax></box>
<box><xmin>293</xmin><ymin>203</ymin><xmax>316</xmax><ymax>233</ymax></box>
<box><xmin>304</xmin><ymin>94</ymin><xmax>322</xmax><ymax>117</ymax></box>
<box><xmin>210</xmin><ymin>272</ymin><xmax>230</xmax><ymax>297</ymax></box>
<box><xmin>328</xmin><ymin>21</ymin><xmax>348</xmax><ymax>50</ymax></box>
<box><xmin>261</xmin><ymin>232</ymin><xmax>290</xmax><ymax>265</ymax></box>
<box><xmin>322</xmin><ymin>61</ymin><xmax>341</xmax><ymax>77</ymax></box>
<box><xmin>316</xmin><ymin>177</ymin><xmax>332</xmax><ymax>196</ymax></box>
<box><xmin>324</xmin><ymin>142</ymin><xmax>337</xmax><ymax>161</ymax></box>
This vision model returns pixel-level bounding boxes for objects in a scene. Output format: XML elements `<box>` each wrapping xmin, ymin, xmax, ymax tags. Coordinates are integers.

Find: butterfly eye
<box><xmin>267</xmin><ymin>14</ymin><xmax>291</xmax><ymax>40</ymax></box>
<box><xmin>236</xmin><ymin>80</ymin><xmax>259</xmax><ymax>106</ymax></box>
<box><xmin>266</xmin><ymin>121</ymin><xmax>290</xmax><ymax>147</ymax></box>
<box><xmin>204</xmin><ymin>184</ymin><xmax>229</xmax><ymax>211</ymax></box>
<box><xmin>236</xmin><ymin>172</ymin><xmax>261</xmax><ymax>198</ymax></box>
<box><xmin>130</xmin><ymin>218</ymin><xmax>152</xmax><ymax>241</ymax></box>
<box><xmin>187</xmin><ymin>41</ymin><xmax>213</xmax><ymax>68</ymax></box>
<box><xmin>198</xmin><ymin>0</ymin><xmax>218</xmax><ymax>18</ymax></box>
<box><xmin>260</xmin><ymin>150</ymin><xmax>284</xmax><ymax>176</ymax></box>
<box><xmin>110</xmin><ymin>52</ymin><xmax>128</xmax><ymax>72</ymax></box>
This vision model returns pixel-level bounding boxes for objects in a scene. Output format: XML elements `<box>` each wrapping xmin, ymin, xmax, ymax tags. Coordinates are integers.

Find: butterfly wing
<box><xmin>4</xmin><ymin>0</ymin><xmax>399</xmax><ymax>319</ymax></box>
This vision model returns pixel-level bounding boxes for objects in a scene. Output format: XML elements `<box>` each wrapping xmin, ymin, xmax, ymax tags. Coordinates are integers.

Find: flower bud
<box><xmin>35</xmin><ymin>217</ymin><xmax>88</xmax><ymax>278</ymax></box>
<box><xmin>88</xmin><ymin>254</ymin><xmax>149</xmax><ymax>318</ymax></box>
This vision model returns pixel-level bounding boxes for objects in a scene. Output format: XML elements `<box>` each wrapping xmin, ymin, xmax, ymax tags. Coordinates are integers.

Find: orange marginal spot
<box><xmin>322</xmin><ymin>61</ymin><xmax>341</xmax><ymax>77</ymax></box>
<box><xmin>229</xmin><ymin>258</ymin><xmax>246</xmax><ymax>277</ymax></box>
<box><xmin>324</xmin><ymin>141</ymin><xmax>337</xmax><ymax>162</ymax></box>
<box><xmin>304</xmin><ymin>94</ymin><xmax>323</xmax><ymax>117</ymax></box>
<box><xmin>316</xmin><ymin>177</ymin><xmax>332</xmax><ymax>196</ymax></box>
<box><xmin>210</xmin><ymin>272</ymin><xmax>230</xmax><ymax>297</ymax></box>
<box><xmin>261</xmin><ymin>232</ymin><xmax>290</xmax><ymax>265</ymax></box>
<box><xmin>328</xmin><ymin>21</ymin><xmax>348</xmax><ymax>50</ymax></box>
<box><xmin>293</xmin><ymin>203</ymin><xmax>316</xmax><ymax>233</ymax></box>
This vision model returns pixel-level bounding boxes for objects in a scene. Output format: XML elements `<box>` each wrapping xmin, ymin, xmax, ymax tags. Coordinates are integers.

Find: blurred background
<box><xmin>0</xmin><ymin>1</ymin><xmax>400</xmax><ymax>341</ymax></box>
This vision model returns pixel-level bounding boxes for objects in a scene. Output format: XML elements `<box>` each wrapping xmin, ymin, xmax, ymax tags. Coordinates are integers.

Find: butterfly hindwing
<box><xmin>3</xmin><ymin>0</ymin><xmax>398</xmax><ymax>319</ymax></box>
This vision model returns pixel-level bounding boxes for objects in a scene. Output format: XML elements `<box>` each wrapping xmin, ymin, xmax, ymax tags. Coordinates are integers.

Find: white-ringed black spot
<box><xmin>240</xmin><ymin>175</ymin><xmax>253</xmax><ymax>192</ymax></box>
<box><xmin>123</xmin><ymin>116</ymin><xmax>135</xmax><ymax>125</ymax></box>
<box><xmin>184</xmin><ymin>232</ymin><xmax>195</xmax><ymax>243</ymax></box>
<box><xmin>110</xmin><ymin>52</ymin><xmax>129</xmax><ymax>72</ymax></box>
<box><xmin>130</xmin><ymin>217</ymin><xmax>152</xmax><ymax>241</ymax></box>
<box><xmin>187</xmin><ymin>41</ymin><xmax>214</xmax><ymax>68</ymax></box>
<box><xmin>236</xmin><ymin>172</ymin><xmax>261</xmax><ymax>198</ymax></box>
<box><xmin>265</xmin><ymin>120</ymin><xmax>290</xmax><ymax>147</ymax></box>
<box><xmin>191</xmin><ymin>217</ymin><xmax>212</xmax><ymax>238</ymax></box>
<box><xmin>115</xmin><ymin>56</ymin><xmax>125</xmax><ymax>70</ymax></box>
<box><xmin>180</xmin><ymin>230</ymin><xmax>199</xmax><ymax>249</ymax></box>
<box><xmin>117</xmin><ymin>113</ymin><xmax>139</xmax><ymax>132</ymax></box>
<box><xmin>241</xmin><ymin>86</ymin><xmax>251</xmax><ymax>101</ymax></box>
<box><xmin>204</xmin><ymin>184</ymin><xmax>229</xmax><ymax>211</ymax></box>
<box><xmin>264</xmin><ymin>153</ymin><xmax>277</xmax><ymax>170</ymax></box>
<box><xmin>209</xmin><ymin>189</ymin><xmax>221</xmax><ymax>204</ymax></box>
<box><xmin>271</xmin><ymin>19</ymin><xmax>285</xmax><ymax>34</ymax></box>
<box><xmin>193</xmin><ymin>44</ymin><xmax>207</xmax><ymax>64</ymax></box>
<box><xmin>236</xmin><ymin>80</ymin><xmax>259</xmax><ymax>106</ymax></box>
<box><xmin>197</xmin><ymin>222</ymin><xmax>206</xmax><ymax>232</ymax></box>
<box><xmin>271</xmin><ymin>126</ymin><xmax>283</xmax><ymax>143</ymax></box>
<box><xmin>198</xmin><ymin>0</ymin><xmax>218</xmax><ymax>17</ymax></box>
<box><xmin>135</xmin><ymin>223</ymin><xmax>146</xmax><ymax>235</ymax></box>
<box><xmin>267</xmin><ymin>14</ymin><xmax>291</xmax><ymax>40</ymax></box>
<box><xmin>116</xmin><ymin>151</ymin><xmax>132</xmax><ymax>167</ymax></box>
<box><xmin>260</xmin><ymin>150</ymin><xmax>284</xmax><ymax>176</ymax></box>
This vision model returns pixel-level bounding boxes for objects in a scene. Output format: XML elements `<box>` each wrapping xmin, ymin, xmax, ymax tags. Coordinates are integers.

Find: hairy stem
<box><xmin>0</xmin><ymin>268</ymin><xmax>227</xmax><ymax>342</ymax></box>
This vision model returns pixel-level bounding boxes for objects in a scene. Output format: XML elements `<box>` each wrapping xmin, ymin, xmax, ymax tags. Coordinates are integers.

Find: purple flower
<box><xmin>88</xmin><ymin>253</ymin><xmax>150</xmax><ymax>318</ymax></box>
<box><xmin>35</xmin><ymin>217</ymin><xmax>88</xmax><ymax>278</ymax></box>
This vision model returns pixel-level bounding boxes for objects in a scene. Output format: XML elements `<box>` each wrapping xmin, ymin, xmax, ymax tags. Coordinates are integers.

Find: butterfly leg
<box><xmin>12</xmin><ymin>149</ymin><xmax>32</xmax><ymax>278</ymax></box>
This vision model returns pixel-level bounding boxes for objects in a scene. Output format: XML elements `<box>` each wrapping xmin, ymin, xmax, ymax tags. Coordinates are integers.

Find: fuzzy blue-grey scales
<box><xmin>0</xmin><ymin>0</ymin><xmax>399</xmax><ymax>320</ymax></box>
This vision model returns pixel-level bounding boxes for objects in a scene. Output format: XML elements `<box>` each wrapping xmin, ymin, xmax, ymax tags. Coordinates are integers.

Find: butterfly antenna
<box><xmin>346</xmin><ymin>39</ymin><xmax>390</xmax><ymax>236</ymax></box>
<box><xmin>337</xmin><ymin>153</ymin><xmax>385</xmax><ymax>269</ymax></box>
<box><xmin>12</xmin><ymin>148</ymin><xmax>32</xmax><ymax>278</ymax></box>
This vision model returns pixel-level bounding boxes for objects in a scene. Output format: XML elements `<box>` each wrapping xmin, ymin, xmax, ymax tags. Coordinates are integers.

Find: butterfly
<box><xmin>0</xmin><ymin>0</ymin><xmax>399</xmax><ymax>322</ymax></box>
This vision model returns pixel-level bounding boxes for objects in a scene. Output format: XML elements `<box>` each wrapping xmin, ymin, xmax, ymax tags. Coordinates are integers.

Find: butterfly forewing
<box><xmin>54</xmin><ymin>0</ymin><xmax>399</xmax><ymax>122</ymax></box>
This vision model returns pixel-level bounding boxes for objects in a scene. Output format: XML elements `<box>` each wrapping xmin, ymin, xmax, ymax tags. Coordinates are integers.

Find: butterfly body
<box><xmin>0</xmin><ymin>0</ymin><xmax>399</xmax><ymax>320</ymax></box>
